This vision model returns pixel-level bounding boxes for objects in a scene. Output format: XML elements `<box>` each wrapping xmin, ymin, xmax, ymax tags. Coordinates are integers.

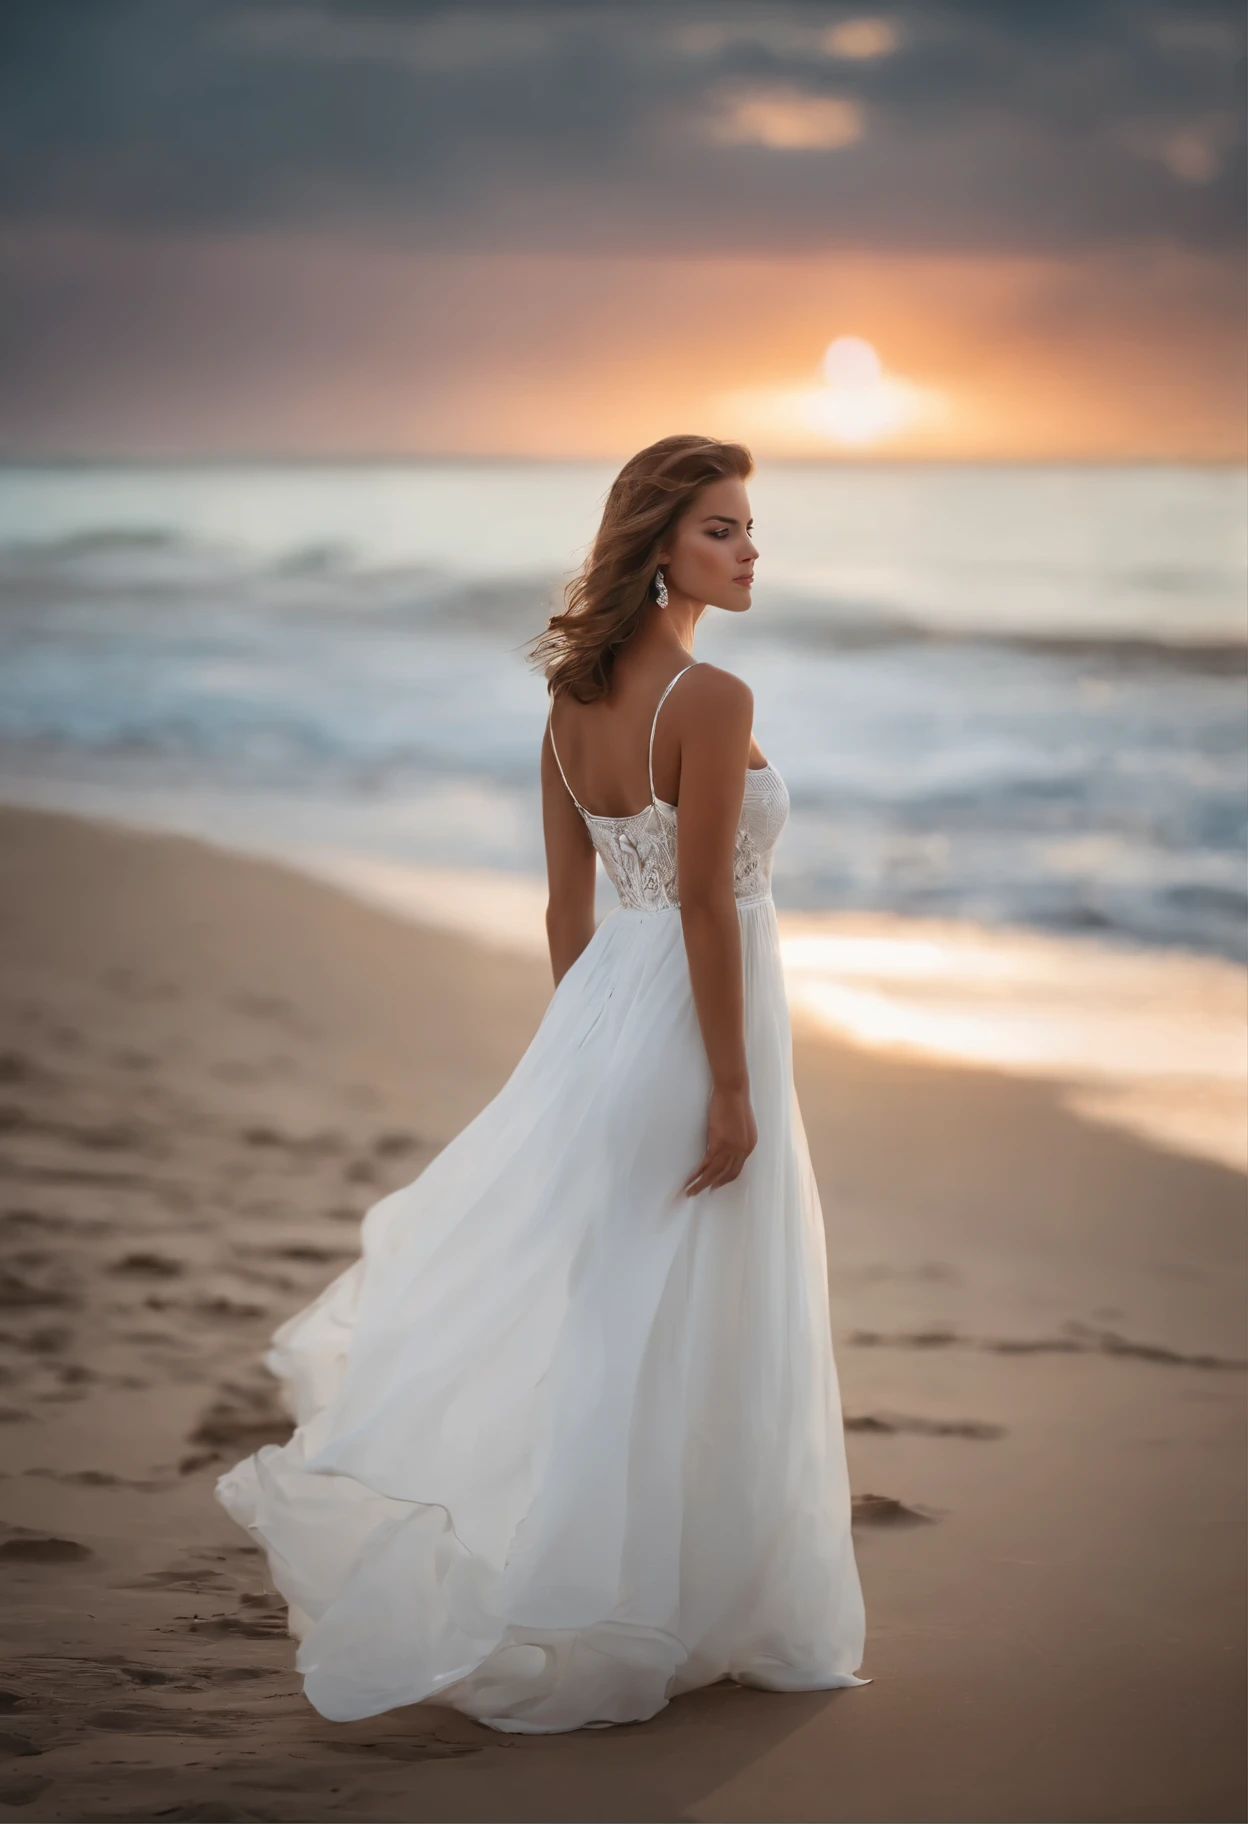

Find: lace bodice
<box><xmin>548</xmin><ymin>663</ymin><xmax>789</xmax><ymax>912</ymax></box>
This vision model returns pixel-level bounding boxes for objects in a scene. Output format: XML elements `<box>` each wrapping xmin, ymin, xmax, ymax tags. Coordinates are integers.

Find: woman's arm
<box><xmin>540</xmin><ymin>722</ymin><xmax>598</xmax><ymax>986</ymax></box>
<box><xmin>672</xmin><ymin>667</ymin><xmax>758</xmax><ymax>1197</ymax></box>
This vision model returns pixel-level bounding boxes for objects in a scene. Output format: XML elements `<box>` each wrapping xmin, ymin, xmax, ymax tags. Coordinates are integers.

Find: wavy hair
<box><xmin>528</xmin><ymin>434</ymin><xmax>754</xmax><ymax>702</ymax></box>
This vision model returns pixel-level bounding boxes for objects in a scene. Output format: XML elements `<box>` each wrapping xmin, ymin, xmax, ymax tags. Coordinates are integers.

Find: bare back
<box><xmin>547</xmin><ymin>654</ymin><xmax>769</xmax><ymax>818</ymax></box>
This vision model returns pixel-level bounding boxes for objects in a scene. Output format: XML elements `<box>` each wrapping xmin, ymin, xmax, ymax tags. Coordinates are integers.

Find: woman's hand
<box><xmin>683</xmin><ymin>1083</ymin><xmax>758</xmax><ymax>1197</ymax></box>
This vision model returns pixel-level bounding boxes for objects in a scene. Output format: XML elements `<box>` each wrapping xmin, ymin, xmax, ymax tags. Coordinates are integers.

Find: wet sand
<box><xmin>0</xmin><ymin>803</ymin><xmax>1243</xmax><ymax>1823</ymax></box>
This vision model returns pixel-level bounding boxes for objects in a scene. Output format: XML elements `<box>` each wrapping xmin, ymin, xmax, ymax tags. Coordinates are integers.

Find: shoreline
<box><xmin>3</xmin><ymin>783</ymin><xmax>1243</xmax><ymax>1175</ymax></box>
<box><xmin>0</xmin><ymin>801</ymin><xmax>1243</xmax><ymax>1821</ymax></box>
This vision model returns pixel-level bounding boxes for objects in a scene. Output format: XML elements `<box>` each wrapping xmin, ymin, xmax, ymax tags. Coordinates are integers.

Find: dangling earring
<box><xmin>654</xmin><ymin>567</ymin><xmax>669</xmax><ymax>608</ymax></box>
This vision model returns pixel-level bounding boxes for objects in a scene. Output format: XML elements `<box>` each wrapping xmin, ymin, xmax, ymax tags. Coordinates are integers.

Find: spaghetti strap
<box><xmin>546</xmin><ymin>705</ymin><xmax>586</xmax><ymax>815</ymax></box>
<box><xmin>549</xmin><ymin>662</ymin><xmax>699</xmax><ymax>819</ymax></box>
<box><xmin>648</xmin><ymin>661</ymin><xmax>700</xmax><ymax>808</ymax></box>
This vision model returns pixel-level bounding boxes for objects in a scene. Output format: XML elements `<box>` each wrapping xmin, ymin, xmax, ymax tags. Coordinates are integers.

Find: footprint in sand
<box><xmin>178</xmin><ymin>1450</ymin><xmax>223</xmax><ymax>1476</ymax></box>
<box><xmin>188</xmin><ymin>1386</ymin><xmax>293</xmax><ymax>1456</ymax></box>
<box><xmin>188</xmin><ymin>1664</ymin><xmax>267</xmax><ymax>1684</ymax></box>
<box><xmin>184</xmin><ymin>1603</ymin><xmax>288</xmax><ymax>1641</ymax></box>
<box><xmin>372</xmin><ymin>1130</ymin><xmax>423</xmax><ymax>1158</ymax></box>
<box><xmin>846</xmin><ymin>1412</ymin><xmax>1005</xmax><ymax>1439</ymax></box>
<box><xmin>108</xmin><ymin>1252</ymin><xmax>185</xmax><ymax>1278</ymax></box>
<box><xmin>266</xmin><ymin>1242</ymin><xmax>352</xmax><ymax>1265</ymax></box>
<box><xmin>0</xmin><ymin>1783</ymin><xmax>51</xmax><ymax>1808</ymax></box>
<box><xmin>192</xmin><ymin>1297</ymin><xmax>270</xmax><ymax>1321</ymax></box>
<box><xmin>850</xmin><ymin>1322</ymin><xmax>1248</xmax><ymax>1370</ymax></box>
<box><xmin>22</xmin><ymin>1468</ymin><xmax>161</xmax><ymax>1490</ymax></box>
<box><xmin>0</xmin><ymin>1533</ymin><xmax>94</xmax><ymax>1563</ymax></box>
<box><xmin>128</xmin><ymin>1567</ymin><xmax>232</xmax><ymax>1594</ymax></box>
<box><xmin>851</xmin><ymin>1493</ymin><xmax>939</xmax><ymax>1528</ymax></box>
<box><xmin>0</xmin><ymin>1208</ymin><xmax>55</xmax><ymax>1231</ymax></box>
<box><xmin>324</xmin><ymin>1735</ymin><xmax>484</xmax><ymax>1762</ymax></box>
<box><xmin>0</xmin><ymin>1267</ymin><xmax>77</xmax><ymax>1311</ymax></box>
<box><xmin>0</xmin><ymin>1732</ymin><xmax>40</xmax><ymax>1762</ymax></box>
<box><xmin>239</xmin><ymin>1124</ymin><xmax>288</xmax><ymax>1149</ymax></box>
<box><xmin>850</xmin><ymin>1327</ymin><xmax>961</xmax><ymax>1351</ymax></box>
<box><xmin>8</xmin><ymin>1326</ymin><xmax>72</xmax><ymax>1356</ymax></box>
<box><xmin>83</xmin><ymin>1702</ymin><xmax>256</xmax><ymax>1736</ymax></box>
<box><xmin>144</xmin><ymin>1294</ymin><xmax>269</xmax><ymax>1322</ymax></box>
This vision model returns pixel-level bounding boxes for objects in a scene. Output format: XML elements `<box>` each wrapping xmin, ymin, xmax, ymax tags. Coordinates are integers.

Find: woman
<box><xmin>216</xmin><ymin>434</ymin><xmax>869</xmax><ymax>1734</ymax></box>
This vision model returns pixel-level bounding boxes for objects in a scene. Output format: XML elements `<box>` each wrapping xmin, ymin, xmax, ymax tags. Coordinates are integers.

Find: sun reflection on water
<box><xmin>299</xmin><ymin>853</ymin><xmax>1246</xmax><ymax>1174</ymax></box>
<box><xmin>781</xmin><ymin>913</ymin><xmax>1247</xmax><ymax>1170</ymax></box>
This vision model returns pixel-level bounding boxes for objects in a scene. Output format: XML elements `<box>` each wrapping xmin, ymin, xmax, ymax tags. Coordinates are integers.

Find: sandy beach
<box><xmin>0</xmin><ymin>801</ymin><xmax>1242</xmax><ymax>1823</ymax></box>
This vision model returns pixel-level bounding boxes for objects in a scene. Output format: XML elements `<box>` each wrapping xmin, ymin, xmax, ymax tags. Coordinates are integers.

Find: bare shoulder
<box><xmin>677</xmin><ymin>662</ymin><xmax>753</xmax><ymax>735</ymax></box>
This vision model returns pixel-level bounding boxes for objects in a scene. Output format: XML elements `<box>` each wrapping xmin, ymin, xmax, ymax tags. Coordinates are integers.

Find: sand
<box><xmin>0</xmin><ymin>802</ymin><xmax>1242</xmax><ymax>1824</ymax></box>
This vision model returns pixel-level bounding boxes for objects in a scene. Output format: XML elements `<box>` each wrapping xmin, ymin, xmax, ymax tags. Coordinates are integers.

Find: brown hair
<box><xmin>528</xmin><ymin>433</ymin><xmax>754</xmax><ymax>703</ymax></box>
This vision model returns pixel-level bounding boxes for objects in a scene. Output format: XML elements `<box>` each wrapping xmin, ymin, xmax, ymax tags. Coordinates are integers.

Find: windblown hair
<box><xmin>528</xmin><ymin>434</ymin><xmax>754</xmax><ymax>702</ymax></box>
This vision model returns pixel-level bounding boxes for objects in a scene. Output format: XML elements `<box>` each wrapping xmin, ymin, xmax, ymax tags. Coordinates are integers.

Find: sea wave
<box><xmin>1</xmin><ymin>536</ymin><xmax>1244</xmax><ymax>669</ymax></box>
<box><xmin>1</xmin><ymin>464</ymin><xmax>1243</xmax><ymax>964</ymax></box>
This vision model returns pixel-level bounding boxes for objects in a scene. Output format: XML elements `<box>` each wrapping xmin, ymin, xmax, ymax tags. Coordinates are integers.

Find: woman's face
<box><xmin>659</xmin><ymin>476</ymin><xmax>758</xmax><ymax>613</ymax></box>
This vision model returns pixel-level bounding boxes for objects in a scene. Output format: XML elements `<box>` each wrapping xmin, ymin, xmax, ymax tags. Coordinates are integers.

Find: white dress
<box><xmin>216</xmin><ymin>661</ymin><xmax>868</xmax><ymax>1733</ymax></box>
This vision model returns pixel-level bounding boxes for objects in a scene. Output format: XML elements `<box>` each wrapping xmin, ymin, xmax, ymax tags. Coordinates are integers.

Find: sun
<box><xmin>804</xmin><ymin>336</ymin><xmax>923</xmax><ymax>445</ymax></box>
<box><xmin>715</xmin><ymin>336</ymin><xmax>948</xmax><ymax>454</ymax></box>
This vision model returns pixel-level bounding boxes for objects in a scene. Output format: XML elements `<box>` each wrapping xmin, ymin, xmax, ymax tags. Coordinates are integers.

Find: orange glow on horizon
<box><xmin>3</xmin><ymin>230</ymin><xmax>1242</xmax><ymax>463</ymax></box>
<box><xmin>720</xmin><ymin>335</ymin><xmax>952</xmax><ymax>452</ymax></box>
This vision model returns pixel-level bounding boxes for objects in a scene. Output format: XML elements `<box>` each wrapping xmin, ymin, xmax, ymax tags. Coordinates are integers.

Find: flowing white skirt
<box><xmin>215</xmin><ymin>896</ymin><xmax>868</xmax><ymax>1733</ymax></box>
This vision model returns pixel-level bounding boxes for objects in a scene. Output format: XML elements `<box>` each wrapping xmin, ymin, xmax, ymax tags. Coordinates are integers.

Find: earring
<box><xmin>654</xmin><ymin>567</ymin><xmax>669</xmax><ymax>608</ymax></box>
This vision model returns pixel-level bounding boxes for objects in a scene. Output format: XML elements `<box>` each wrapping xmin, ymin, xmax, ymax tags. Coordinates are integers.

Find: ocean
<box><xmin>1</xmin><ymin>460</ymin><xmax>1245</xmax><ymax>1167</ymax></box>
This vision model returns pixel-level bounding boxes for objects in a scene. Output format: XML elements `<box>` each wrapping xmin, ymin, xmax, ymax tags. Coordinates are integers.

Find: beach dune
<box><xmin>0</xmin><ymin>804</ymin><xmax>1242</xmax><ymax>1823</ymax></box>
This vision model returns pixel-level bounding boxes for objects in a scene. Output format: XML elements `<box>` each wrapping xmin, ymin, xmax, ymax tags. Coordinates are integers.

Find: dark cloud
<box><xmin>0</xmin><ymin>0</ymin><xmax>1243</xmax><ymax>255</ymax></box>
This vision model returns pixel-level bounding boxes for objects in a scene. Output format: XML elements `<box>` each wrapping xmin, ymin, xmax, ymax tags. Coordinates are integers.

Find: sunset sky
<box><xmin>1</xmin><ymin>0</ymin><xmax>1244</xmax><ymax>461</ymax></box>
